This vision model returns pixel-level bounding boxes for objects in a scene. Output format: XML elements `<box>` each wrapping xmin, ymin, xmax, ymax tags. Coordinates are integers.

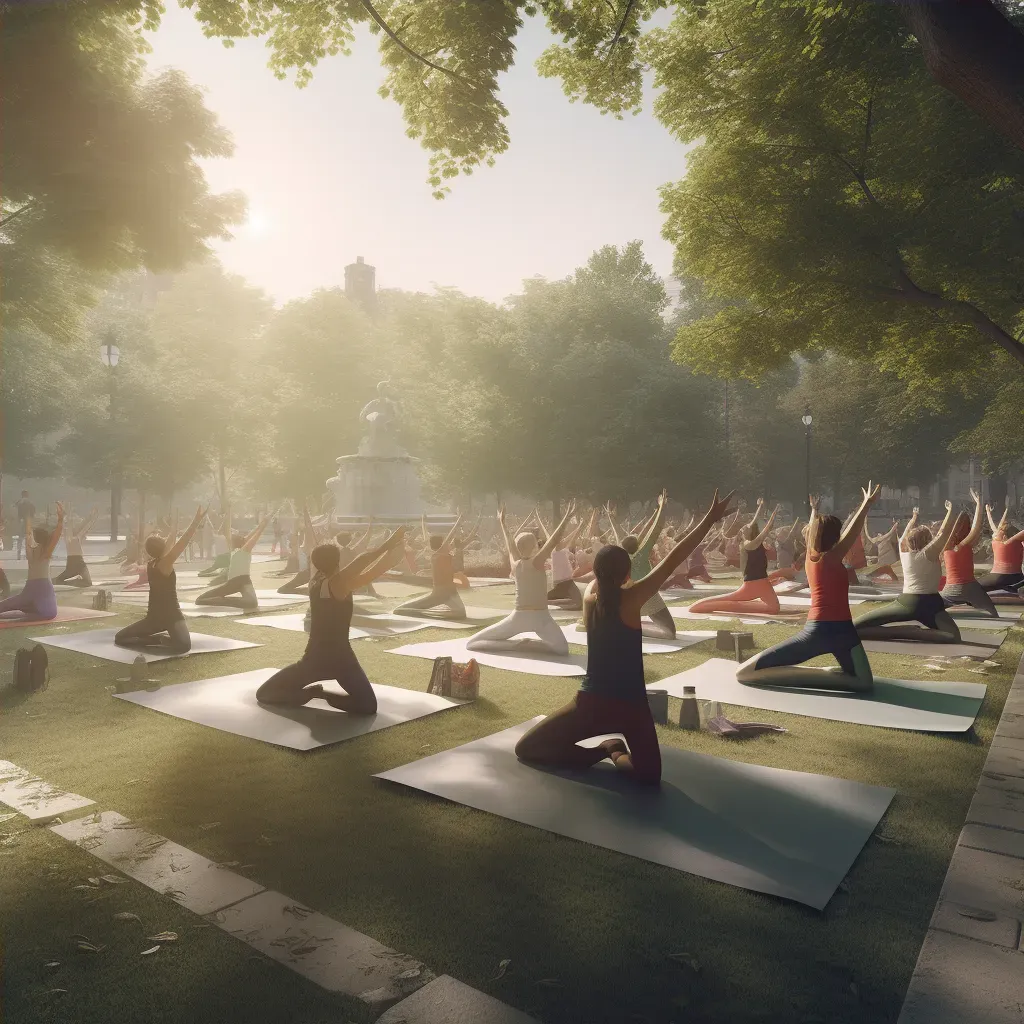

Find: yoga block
<box><xmin>647</xmin><ymin>689</ymin><xmax>669</xmax><ymax>725</ymax></box>
<box><xmin>715</xmin><ymin>630</ymin><xmax>733</xmax><ymax>651</ymax></box>
<box><xmin>732</xmin><ymin>631</ymin><xmax>754</xmax><ymax>662</ymax></box>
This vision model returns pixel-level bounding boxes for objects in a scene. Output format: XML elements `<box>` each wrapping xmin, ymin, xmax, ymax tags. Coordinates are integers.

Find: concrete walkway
<box><xmin>897</xmin><ymin>653</ymin><xmax>1024</xmax><ymax>1024</ymax></box>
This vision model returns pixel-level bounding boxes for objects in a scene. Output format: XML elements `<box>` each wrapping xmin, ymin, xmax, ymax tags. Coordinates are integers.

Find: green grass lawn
<box><xmin>1</xmin><ymin>564</ymin><xmax>1019</xmax><ymax>1024</ymax></box>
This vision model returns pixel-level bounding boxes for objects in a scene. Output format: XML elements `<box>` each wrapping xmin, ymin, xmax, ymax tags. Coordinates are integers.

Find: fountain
<box><xmin>327</xmin><ymin>382</ymin><xmax>426</xmax><ymax>523</ymax></box>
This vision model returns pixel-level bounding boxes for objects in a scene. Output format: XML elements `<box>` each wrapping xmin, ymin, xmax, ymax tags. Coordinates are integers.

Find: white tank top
<box><xmin>901</xmin><ymin>549</ymin><xmax>940</xmax><ymax>595</ymax></box>
<box><xmin>550</xmin><ymin>547</ymin><xmax>573</xmax><ymax>583</ymax></box>
<box><xmin>228</xmin><ymin>548</ymin><xmax>251</xmax><ymax>580</ymax></box>
<box><xmin>215</xmin><ymin>536</ymin><xmax>229</xmax><ymax>555</ymax></box>
<box><xmin>513</xmin><ymin>559</ymin><xmax>549</xmax><ymax>610</ymax></box>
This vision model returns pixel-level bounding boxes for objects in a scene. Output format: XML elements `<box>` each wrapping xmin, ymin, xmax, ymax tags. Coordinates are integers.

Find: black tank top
<box><xmin>304</xmin><ymin>573</ymin><xmax>353</xmax><ymax>659</ymax></box>
<box><xmin>742</xmin><ymin>544</ymin><xmax>768</xmax><ymax>581</ymax></box>
<box><xmin>578</xmin><ymin>598</ymin><xmax>646</xmax><ymax>702</ymax></box>
<box><xmin>147</xmin><ymin>560</ymin><xmax>182</xmax><ymax>622</ymax></box>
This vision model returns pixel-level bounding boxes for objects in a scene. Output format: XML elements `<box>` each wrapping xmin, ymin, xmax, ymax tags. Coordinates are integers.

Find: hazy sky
<box><xmin>145</xmin><ymin>5</ymin><xmax>690</xmax><ymax>305</ymax></box>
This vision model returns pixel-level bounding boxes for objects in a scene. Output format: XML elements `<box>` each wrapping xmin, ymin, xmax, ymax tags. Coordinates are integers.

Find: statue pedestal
<box><xmin>327</xmin><ymin>453</ymin><xmax>423</xmax><ymax>519</ymax></box>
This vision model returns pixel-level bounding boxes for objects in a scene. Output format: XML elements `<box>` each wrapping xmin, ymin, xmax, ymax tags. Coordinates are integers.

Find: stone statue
<box><xmin>358</xmin><ymin>381</ymin><xmax>403</xmax><ymax>457</ymax></box>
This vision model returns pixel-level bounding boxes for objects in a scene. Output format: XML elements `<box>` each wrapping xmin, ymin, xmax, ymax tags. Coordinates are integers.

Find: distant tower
<box><xmin>344</xmin><ymin>256</ymin><xmax>377</xmax><ymax>314</ymax></box>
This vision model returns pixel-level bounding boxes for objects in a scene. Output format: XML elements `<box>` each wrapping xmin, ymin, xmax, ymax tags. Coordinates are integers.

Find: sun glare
<box><xmin>244</xmin><ymin>209</ymin><xmax>271</xmax><ymax>236</ymax></box>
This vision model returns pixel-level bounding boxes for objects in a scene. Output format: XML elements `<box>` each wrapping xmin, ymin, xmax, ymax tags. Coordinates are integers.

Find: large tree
<box><xmin>654</xmin><ymin>1</ymin><xmax>1024</xmax><ymax>383</ymax></box>
<box><xmin>0</xmin><ymin>2</ymin><xmax>245</xmax><ymax>341</ymax></box>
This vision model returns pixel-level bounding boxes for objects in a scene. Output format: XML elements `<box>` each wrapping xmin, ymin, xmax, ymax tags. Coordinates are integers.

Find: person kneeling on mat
<box><xmin>394</xmin><ymin>515</ymin><xmax>467</xmax><ymax>619</ymax></box>
<box><xmin>0</xmin><ymin>504</ymin><xmax>63</xmax><ymax>621</ymax></box>
<box><xmin>613</xmin><ymin>491</ymin><xmax>677</xmax><ymax>639</ymax></box>
<box><xmin>689</xmin><ymin>500</ymin><xmax>781</xmax><ymax>616</ymax></box>
<box><xmin>115</xmin><ymin>506</ymin><xmax>206</xmax><ymax>654</ymax></box>
<box><xmin>255</xmin><ymin>528</ymin><xmax>407</xmax><ymax>710</ymax></box>
<box><xmin>853</xmin><ymin>502</ymin><xmax>960</xmax><ymax>643</ymax></box>
<box><xmin>195</xmin><ymin>507</ymin><xmax>273</xmax><ymax>611</ymax></box>
<box><xmin>941</xmin><ymin>489</ymin><xmax>998</xmax><ymax>617</ymax></box>
<box><xmin>865</xmin><ymin>519</ymin><xmax>901</xmax><ymax>583</ymax></box>
<box><xmin>979</xmin><ymin>504</ymin><xmax>1024</xmax><ymax>596</ymax></box>
<box><xmin>737</xmin><ymin>484</ymin><xmax>880</xmax><ymax>692</ymax></box>
<box><xmin>544</xmin><ymin>512</ymin><xmax>585</xmax><ymax>610</ymax></box>
<box><xmin>53</xmin><ymin>507</ymin><xmax>99</xmax><ymax>587</ymax></box>
<box><xmin>514</xmin><ymin>490</ymin><xmax>735</xmax><ymax>786</ymax></box>
<box><xmin>467</xmin><ymin>503</ymin><xmax>577</xmax><ymax>655</ymax></box>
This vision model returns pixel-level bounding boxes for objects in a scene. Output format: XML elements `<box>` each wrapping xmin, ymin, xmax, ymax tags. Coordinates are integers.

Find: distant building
<box><xmin>344</xmin><ymin>256</ymin><xmax>377</xmax><ymax>314</ymax></box>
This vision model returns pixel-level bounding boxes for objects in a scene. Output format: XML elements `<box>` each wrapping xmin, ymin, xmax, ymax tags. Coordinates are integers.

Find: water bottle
<box><xmin>679</xmin><ymin>685</ymin><xmax>701</xmax><ymax>730</ymax></box>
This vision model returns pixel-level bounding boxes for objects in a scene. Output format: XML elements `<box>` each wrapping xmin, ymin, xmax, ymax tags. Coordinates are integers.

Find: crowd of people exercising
<box><xmin>3</xmin><ymin>484</ymin><xmax>1022</xmax><ymax>787</ymax></box>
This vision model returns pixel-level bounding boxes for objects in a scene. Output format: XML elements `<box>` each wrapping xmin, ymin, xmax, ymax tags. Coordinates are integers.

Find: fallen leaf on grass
<box><xmin>982</xmin><ymin>660</ymin><xmax>999</xmax><ymax>668</ymax></box>
<box><xmin>100</xmin><ymin>874</ymin><xmax>125</xmax><ymax>885</ymax></box>
<box><xmin>43</xmin><ymin>961</ymin><xmax>61</xmax><ymax>970</ymax></box>
<box><xmin>72</xmin><ymin>884</ymin><xmax>100</xmax><ymax>891</ymax></box>
<box><xmin>146</xmin><ymin>932</ymin><xmax>178</xmax><ymax>944</ymax></box>
<box><xmin>958</xmin><ymin>907</ymin><xmax>997</xmax><ymax>922</ymax></box>
<box><xmin>75</xmin><ymin>941</ymin><xmax>105</xmax><ymax>953</ymax></box>
<box><xmin>667</xmin><ymin>952</ymin><xmax>700</xmax><ymax>972</ymax></box>
<box><xmin>216</xmin><ymin>861</ymin><xmax>240</xmax><ymax>869</ymax></box>
<box><xmin>290</xmin><ymin>945</ymin><xmax>318</xmax><ymax>957</ymax></box>
<box><xmin>282</xmin><ymin>904</ymin><xmax>312</xmax><ymax>920</ymax></box>
<box><xmin>140</xmin><ymin>946</ymin><xmax>161</xmax><ymax>956</ymax></box>
<box><xmin>535</xmin><ymin>978</ymin><xmax>561</xmax><ymax>988</ymax></box>
<box><xmin>113</xmin><ymin>913</ymin><xmax>142</xmax><ymax>924</ymax></box>
<box><xmin>48</xmin><ymin>989</ymin><xmax>69</xmax><ymax>996</ymax></box>
<box><xmin>0</xmin><ymin>813</ymin><xmax>17</xmax><ymax>823</ymax></box>
<box><xmin>198</xmin><ymin>822</ymin><xmax>221</xmax><ymax>831</ymax></box>
<box><xmin>493</xmin><ymin>958</ymin><xmax>511</xmax><ymax>980</ymax></box>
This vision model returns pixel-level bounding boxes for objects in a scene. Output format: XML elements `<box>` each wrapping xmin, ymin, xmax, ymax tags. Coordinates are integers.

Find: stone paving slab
<box><xmin>50</xmin><ymin>811</ymin><xmax>264</xmax><ymax>916</ymax></box>
<box><xmin>0</xmin><ymin>761</ymin><xmax>94</xmax><ymax>822</ymax></box>
<box><xmin>375</xmin><ymin>974</ymin><xmax>540</xmax><ymax>1024</ymax></box>
<box><xmin>898</xmin><ymin>930</ymin><xmax>1024</xmax><ymax>1023</ymax></box>
<box><xmin>205</xmin><ymin>889</ymin><xmax>433</xmax><ymax>1016</ymax></box>
<box><xmin>897</xmin><ymin>654</ymin><xmax>1024</xmax><ymax>1023</ymax></box>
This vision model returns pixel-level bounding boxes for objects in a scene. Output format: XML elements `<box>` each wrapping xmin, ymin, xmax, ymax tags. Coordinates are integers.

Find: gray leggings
<box><xmin>941</xmin><ymin>580</ymin><xmax>999</xmax><ymax>617</ymax></box>
<box><xmin>196</xmin><ymin>574</ymin><xmax>258</xmax><ymax>610</ymax></box>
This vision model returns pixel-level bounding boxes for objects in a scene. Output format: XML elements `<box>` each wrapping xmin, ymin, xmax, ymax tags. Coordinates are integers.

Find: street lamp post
<box><xmin>801</xmin><ymin>407</ymin><xmax>813</xmax><ymax>518</ymax></box>
<box><xmin>100</xmin><ymin>339</ymin><xmax>121</xmax><ymax>542</ymax></box>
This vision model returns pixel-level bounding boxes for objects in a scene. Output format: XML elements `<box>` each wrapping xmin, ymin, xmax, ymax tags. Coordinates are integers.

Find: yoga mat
<box><xmin>0</xmin><ymin>606</ymin><xmax>115</xmax><ymax>629</ymax></box>
<box><xmin>387</xmin><ymin>637</ymin><xmax>587</xmax><ymax>677</ymax></box>
<box><xmin>32</xmin><ymin>628</ymin><xmax>260</xmax><ymax>665</ymax></box>
<box><xmin>653</xmin><ymin>659</ymin><xmax>985</xmax><ymax>732</ymax></box>
<box><xmin>860</xmin><ymin>629</ymin><xmax>1004</xmax><ymax>660</ymax></box>
<box><xmin>375</xmin><ymin>719</ymin><xmax>896</xmax><ymax>910</ymax></box>
<box><xmin>114</xmin><ymin>597</ymin><xmax>306</xmax><ymax>616</ymax></box>
<box><xmin>114</xmin><ymin>589</ymin><xmax>307</xmax><ymax>605</ymax></box>
<box><xmin>0</xmin><ymin>761</ymin><xmax>94</xmax><ymax>821</ymax></box>
<box><xmin>114</xmin><ymin>670</ymin><xmax>460</xmax><ymax>750</ymax></box>
<box><xmin>236</xmin><ymin>613</ymin><xmax>373</xmax><ymax>639</ymax></box>
<box><xmin>353</xmin><ymin>611</ymin><xmax>485</xmax><ymax>633</ymax></box>
<box><xmin>561</xmin><ymin>624</ymin><xmax>715</xmax><ymax>655</ymax></box>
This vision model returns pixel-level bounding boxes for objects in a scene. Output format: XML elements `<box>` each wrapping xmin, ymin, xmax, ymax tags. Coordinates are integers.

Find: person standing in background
<box><xmin>14</xmin><ymin>491</ymin><xmax>35</xmax><ymax>559</ymax></box>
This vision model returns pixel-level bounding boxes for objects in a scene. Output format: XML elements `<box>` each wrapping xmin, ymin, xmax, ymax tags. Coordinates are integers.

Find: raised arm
<box><xmin>783</xmin><ymin>516</ymin><xmax>801</xmax><ymax>542</ymax></box>
<box><xmin>496</xmin><ymin>505</ymin><xmax>515</xmax><ymax>561</ymax></box>
<box><xmin>221</xmin><ymin>504</ymin><xmax>232</xmax><ymax>547</ymax></box>
<box><xmin>77</xmin><ymin>507</ymin><xmax>100</xmax><ymax>540</ymax></box>
<box><xmin>302</xmin><ymin>505</ymin><xmax>318</xmax><ymax>557</ymax></box>
<box><xmin>963</xmin><ymin>489</ymin><xmax>984</xmax><ymax>547</ymax></box>
<box><xmin>925</xmin><ymin>500</ymin><xmax>956</xmax><ymax>558</ymax></box>
<box><xmin>629</xmin><ymin>490</ymin><xmax>735</xmax><ymax>603</ymax></box>
<box><xmin>639</xmin><ymin>490</ymin><xmax>670</xmax><ymax>551</ymax></box>
<box><xmin>746</xmin><ymin>504</ymin><xmax>779</xmax><ymax>549</ymax></box>
<box><xmin>986</xmin><ymin>503</ymin><xmax>1001</xmax><ymax>535</ymax></box>
<box><xmin>535</xmin><ymin>502</ymin><xmax>575</xmax><ymax>565</ymax></box>
<box><xmin>338</xmin><ymin>528</ymin><xmax>408</xmax><ymax>592</ymax></box>
<box><xmin>441</xmin><ymin>514</ymin><xmax>465</xmax><ymax>551</ymax></box>
<box><xmin>605</xmin><ymin>504</ymin><xmax>622</xmax><ymax>546</ymax></box>
<box><xmin>829</xmin><ymin>483</ymin><xmax>881</xmax><ymax>561</ymax></box>
<box><xmin>243</xmin><ymin>510</ymin><xmax>273</xmax><ymax>551</ymax></box>
<box><xmin>40</xmin><ymin>502</ymin><xmax>65</xmax><ymax>560</ymax></box>
<box><xmin>899</xmin><ymin>508</ymin><xmax>920</xmax><ymax>551</ymax></box>
<box><xmin>163</xmin><ymin>506</ymin><xmax>206</xmax><ymax>568</ymax></box>
<box><xmin>806</xmin><ymin>495</ymin><xmax>821</xmax><ymax>554</ymax></box>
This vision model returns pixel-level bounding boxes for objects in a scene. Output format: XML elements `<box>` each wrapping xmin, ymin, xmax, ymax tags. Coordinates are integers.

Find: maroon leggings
<box><xmin>514</xmin><ymin>691</ymin><xmax>661</xmax><ymax>785</ymax></box>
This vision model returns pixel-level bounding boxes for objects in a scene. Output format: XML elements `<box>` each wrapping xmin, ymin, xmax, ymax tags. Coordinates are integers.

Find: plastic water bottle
<box><xmin>679</xmin><ymin>685</ymin><xmax>701</xmax><ymax>730</ymax></box>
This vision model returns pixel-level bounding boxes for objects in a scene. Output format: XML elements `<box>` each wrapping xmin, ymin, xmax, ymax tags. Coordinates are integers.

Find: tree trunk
<box><xmin>905</xmin><ymin>0</ymin><xmax>1024</xmax><ymax>156</ymax></box>
<box><xmin>989</xmin><ymin>472</ymin><xmax>1009</xmax><ymax>509</ymax></box>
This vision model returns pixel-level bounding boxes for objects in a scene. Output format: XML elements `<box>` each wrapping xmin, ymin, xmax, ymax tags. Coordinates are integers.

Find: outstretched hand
<box><xmin>970</xmin><ymin>488</ymin><xmax>980</xmax><ymax>504</ymax></box>
<box><xmin>497</xmin><ymin>504</ymin><xmax>506</xmax><ymax>525</ymax></box>
<box><xmin>809</xmin><ymin>494</ymin><xmax>820</xmax><ymax>512</ymax></box>
<box><xmin>944</xmin><ymin>500</ymin><xmax>952</xmax><ymax>511</ymax></box>
<box><xmin>861</xmin><ymin>482</ymin><xmax>881</xmax><ymax>505</ymax></box>
<box><xmin>706</xmin><ymin>489</ymin><xmax>736</xmax><ymax>524</ymax></box>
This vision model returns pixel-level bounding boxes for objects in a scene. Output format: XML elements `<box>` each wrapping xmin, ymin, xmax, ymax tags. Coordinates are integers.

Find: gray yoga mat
<box><xmin>32</xmin><ymin>628</ymin><xmax>259</xmax><ymax>664</ymax></box>
<box><xmin>653</xmin><ymin>659</ymin><xmax>985</xmax><ymax>732</ymax></box>
<box><xmin>376</xmin><ymin>719</ymin><xmax>895</xmax><ymax>910</ymax></box>
<box><xmin>113</xmin><ymin>670</ymin><xmax>460</xmax><ymax>750</ymax></box>
<box><xmin>387</xmin><ymin>637</ymin><xmax>588</xmax><ymax>676</ymax></box>
<box><xmin>861</xmin><ymin>637</ymin><xmax>1003</xmax><ymax>660</ymax></box>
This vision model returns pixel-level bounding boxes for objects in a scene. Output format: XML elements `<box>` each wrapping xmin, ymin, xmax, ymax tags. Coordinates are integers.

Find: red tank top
<box><xmin>843</xmin><ymin>534</ymin><xmax>867</xmax><ymax>570</ymax></box>
<box><xmin>807</xmin><ymin>554</ymin><xmax>851</xmax><ymax>621</ymax></box>
<box><xmin>943</xmin><ymin>545</ymin><xmax>975</xmax><ymax>585</ymax></box>
<box><xmin>993</xmin><ymin>537</ymin><xmax>1024</xmax><ymax>574</ymax></box>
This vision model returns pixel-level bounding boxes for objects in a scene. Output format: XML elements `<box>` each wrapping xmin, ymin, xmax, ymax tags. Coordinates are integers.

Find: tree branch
<box><xmin>605</xmin><ymin>0</ymin><xmax>639</xmax><ymax>58</ymax></box>
<box><xmin>358</xmin><ymin>0</ymin><xmax>477</xmax><ymax>88</ymax></box>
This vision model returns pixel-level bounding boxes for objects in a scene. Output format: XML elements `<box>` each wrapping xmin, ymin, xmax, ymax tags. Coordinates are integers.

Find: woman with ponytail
<box><xmin>513</xmin><ymin>490</ymin><xmax>735</xmax><ymax>787</ymax></box>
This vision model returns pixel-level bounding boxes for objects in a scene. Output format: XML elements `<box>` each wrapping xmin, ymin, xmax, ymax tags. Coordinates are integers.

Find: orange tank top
<box><xmin>993</xmin><ymin>538</ymin><xmax>1024</xmax><ymax>574</ymax></box>
<box><xmin>943</xmin><ymin>545</ymin><xmax>975</xmax><ymax>585</ymax></box>
<box><xmin>807</xmin><ymin>554</ymin><xmax>851</xmax><ymax>621</ymax></box>
<box><xmin>843</xmin><ymin>534</ymin><xmax>867</xmax><ymax>570</ymax></box>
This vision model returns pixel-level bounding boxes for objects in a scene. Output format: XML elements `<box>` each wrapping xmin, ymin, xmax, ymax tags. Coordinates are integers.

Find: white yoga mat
<box><xmin>353</xmin><ymin>611</ymin><xmax>485</xmax><ymax>633</ymax></box>
<box><xmin>0</xmin><ymin>761</ymin><xmax>94</xmax><ymax>821</ymax></box>
<box><xmin>114</xmin><ymin>670</ymin><xmax>460</xmax><ymax>750</ymax></box>
<box><xmin>387</xmin><ymin>637</ymin><xmax>587</xmax><ymax>677</ymax></box>
<box><xmin>32</xmin><ymin>628</ymin><xmax>260</xmax><ymax>664</ymax></box>
<box><xmin>653</xmin><ymin>659</ymin><xmax>985</xmax><ymax>732</ymax></box>
<box><xmin>235</xmin><ymin>613</ymin><xmax>377</xmax><ymax>639</ymax></box>
<box><xmin>561</xmin><ymin>624</ymin><xmax>715</xmax><ymax>655</ymax></box>
<box><xmin>861</xmin><ymin>632</ymin><xmax>1003</xmax><ymax>660</ymax></box>
<box><xmin>115</xmin><ymin>589</ymin><xmax>307</xmax><ymax>605</ymax></box>
<box><xmin>375</xmin><ymin>719</ymin><xmax>896</xmax><ymax>910</ymax></box>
